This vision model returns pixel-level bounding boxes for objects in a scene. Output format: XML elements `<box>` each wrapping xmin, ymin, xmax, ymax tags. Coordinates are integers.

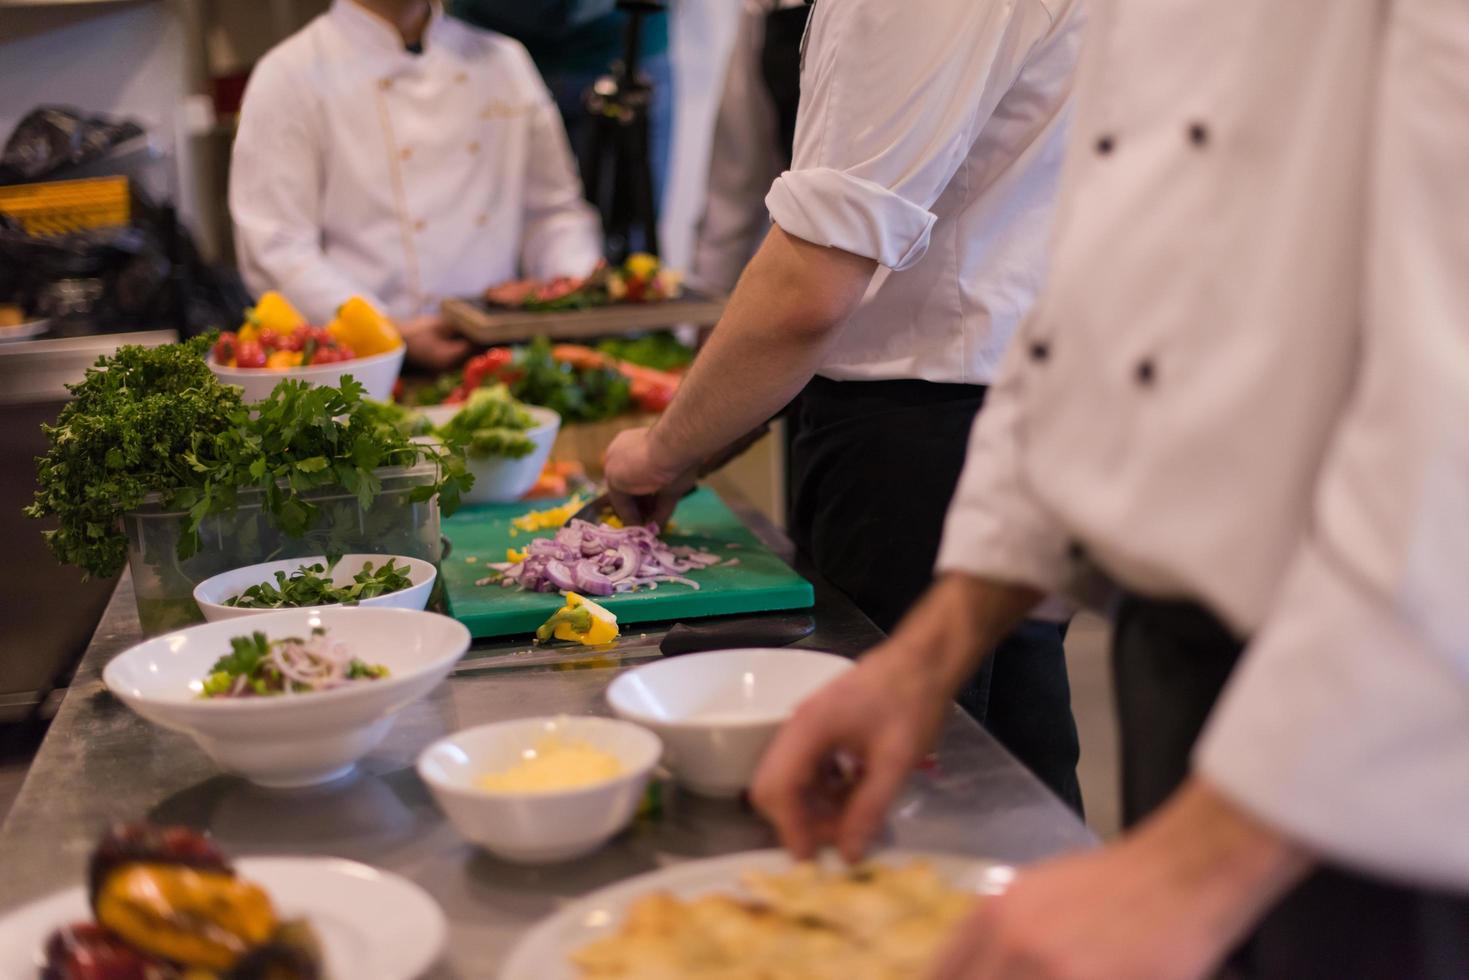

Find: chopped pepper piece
<box><xmin>535</xmin><ymin>592</ymin><xmax>619</xmax><ymax>646</ymax></box>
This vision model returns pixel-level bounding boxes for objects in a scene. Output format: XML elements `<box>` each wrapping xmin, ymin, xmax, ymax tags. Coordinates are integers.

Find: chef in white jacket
<box><xmin>754</xmin><ymin>1</ymin><xmax>1469</xmax><ymax>977</ymax></box>
<box><xmin>603</xmin><ymin>0</ymin><xmax>1088</xmax><ymax>808</ymax></box>
<box><xmin>229</xmin><ymin>0</ymin><xmax>602</xmax><ymax>368</ymax></box>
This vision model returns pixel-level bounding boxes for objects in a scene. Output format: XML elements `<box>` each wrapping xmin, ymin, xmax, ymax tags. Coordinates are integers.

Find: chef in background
<box><xmin>687</xmin><ymin>0</ymin><xmax>808</xmax><ymax>297</ymax></box>
<box><xmin>603</xmin><ymin>0</ymin><xmax>1087</xmax><ymax>808</ymax></box>
<box><xmin>754</xmin><ymin>2</ymin><xmax>1469</xmax><ymax>977</ymax></box>
<box><xmin>230</xmin><ymin>0</ymin><xmax>603</xmax><ymax>369</ymax></box>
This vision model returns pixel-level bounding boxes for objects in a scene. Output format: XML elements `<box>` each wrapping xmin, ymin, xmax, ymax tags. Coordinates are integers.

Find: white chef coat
<box><xmin>229</xmin><ymin>0</ymin><xmax>602</xmax><ymax>324</ymax></box>
<box><xmin>764</xmin><ymin>0</ymin><xmax>1083</xmax><ymax>385</ymax></box>
<box><xmin>689</xmin><ymin>0</ymin><xmax>805</xmax><ymax>295</ymax></box>
<box><xmin>937</xmin><ymin>0</ymin><xmax>1469</xmax><ymax>889</ymax></box>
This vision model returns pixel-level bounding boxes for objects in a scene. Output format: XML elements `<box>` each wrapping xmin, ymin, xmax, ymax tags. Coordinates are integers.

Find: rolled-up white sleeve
<box><xmin>765</xmin><ymin>0</ymin><xmax>1046</xmax><ymax>270</ymax></box>
<box><xmin>1197</xmin><ymin>0</ymin><xmax>1469</xmax><ymax>890</ymax></box>
<box><xmin>514</xmin><ymin>49</ymin><xmax>602</xmax><ymax>282</ymax></box>
<box><xmin>229</xmin><ymin>53</ymin><xmax>376</xmax><ymax>323</ymax></box>
<box><xmin>935</xmin><ymin>337</ymin><xmax>1073</xmax><ymax>594</ymax></box>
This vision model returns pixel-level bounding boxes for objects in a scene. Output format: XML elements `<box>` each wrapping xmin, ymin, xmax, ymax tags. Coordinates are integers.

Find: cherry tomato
<box><xmin>462</xmin><ymin>347</ymin><xmax>514</xmax><ymax>390</ymax></box>
<box><xmin>283</xmin><ymin>324</ymin><xmax>311</xmax><ymax>352</ymax></box>
<box><xmin>257</xmin><ymin>328</ymin><xmax>284</xmax><ymax>352</ymax></box>
<box><xmin>211</xmin><ymin>332</ymin><xmax>237</xmax><ymax>365</ymax></box>
<box><xmin>235</xmin><ymin>340</ymin><xmax>267</xmax><ymax>369</ymax></box>
<box><xmin>631</xmin><ymin>377</ymin><xmax>675</xmax><ymax>413</ymax></box>
<box><xmin>310</xmin><ymin>344</ymin><xmax>348</xmax><ymax>365</ymax></box>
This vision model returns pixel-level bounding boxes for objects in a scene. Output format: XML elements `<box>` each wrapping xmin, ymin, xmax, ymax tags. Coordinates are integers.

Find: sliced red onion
<box><xmin>545</xmin><ymin>560</ymin><xmax>577</xmax><ymax>593</ymax></box>
<box><xmin>491</xmin><ymin>520</ymin><xmax>720</xmax><ymax>596</ymax></box>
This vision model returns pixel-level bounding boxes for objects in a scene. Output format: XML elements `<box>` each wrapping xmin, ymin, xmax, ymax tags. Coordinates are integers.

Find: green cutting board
<box><xmin>440</xmin><ymin>488</ymin><xmax>814</xmax><ymax>639</ymax></box>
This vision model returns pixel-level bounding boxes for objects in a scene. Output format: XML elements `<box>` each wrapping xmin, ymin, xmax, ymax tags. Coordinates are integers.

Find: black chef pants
<box><xmin>788</xmin><ymin>376</ymin><xmax>1082</xmax><ymax>813</ymax></box>
<box><xmin>1114</xmin><ymin>596</ymin><xmax>1469</xmax><ymax>980</ymax></box>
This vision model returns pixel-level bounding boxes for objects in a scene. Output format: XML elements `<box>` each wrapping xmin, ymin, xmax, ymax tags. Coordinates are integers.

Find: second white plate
<box><xmin>0</xmin><ymin>856</ymin><xmax>447</xmax><ymax>979</ymax></box>
<box><xmin>500</xmin><ymin>848</ymin><xmax>1014</xmax><ymax>980</ymax></box>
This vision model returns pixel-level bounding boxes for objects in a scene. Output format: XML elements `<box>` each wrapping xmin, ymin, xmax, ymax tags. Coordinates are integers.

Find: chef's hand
<box><xmin>398</xmin><ymin>314</ymin><xmax>472</xmax><ymax>371</ymax></box>
<box><xmin>929</xmin><ymin>780</ymin><xmax>1313</xmax><ymax>980</ymax></box>
<box><xmin>603</xmin><ymin>426</ymin><xmax>695</xmax><ymax>528</ymax></box>
<box><xmin>750</xmin><ymin>641</ymin><xmax>951</xmax><ymax>862</ymax></box>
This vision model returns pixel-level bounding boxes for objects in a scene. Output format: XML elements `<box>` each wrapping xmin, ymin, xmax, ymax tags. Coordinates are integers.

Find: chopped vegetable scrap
<box><xmin>223</xmin><ymin>559</ymin><xmax>413</xmax><ymax>609</ymax></box>
<box><xmin>490</xmin><ymin>520</ymin><xmax>720</xmax><ymax>597</ymax></box>
<box><xmin>200</xmin><ymin>628</ymin><xmax>388</xmax><ymax>698</ymax></box>
<box><xmin>511</xmin><ymin>495</ymin><xmax>591</xmax><ymax>533</ymax></box>
<box><xmin>535</xmin><ymin>593</ymin><xmax>620</xmax><ymax>646</ymax></box>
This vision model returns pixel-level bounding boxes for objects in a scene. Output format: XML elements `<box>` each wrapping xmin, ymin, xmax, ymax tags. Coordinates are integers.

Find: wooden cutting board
<box><xmin>441</xmin><ymin>291</ymin><xmax>726</xmax><ymax>345</ymax></box>
<box><xmin>439</xmin><ymin>488</ymin><xmax>814</xmax><ymax>640</ymax></box>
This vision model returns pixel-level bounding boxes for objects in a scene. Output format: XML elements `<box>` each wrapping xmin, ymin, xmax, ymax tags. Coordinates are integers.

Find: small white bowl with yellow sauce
<box><xmin>417</xmin><ymin>716</ymin><xmax>662</xmax><ymax>863</ymax></box>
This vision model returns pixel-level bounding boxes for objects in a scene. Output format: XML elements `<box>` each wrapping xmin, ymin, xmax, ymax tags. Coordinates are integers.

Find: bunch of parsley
<box><xmin>28</xmin><ymin>338</ymin><xmax>472</xmax><ymax>580</ymax></box>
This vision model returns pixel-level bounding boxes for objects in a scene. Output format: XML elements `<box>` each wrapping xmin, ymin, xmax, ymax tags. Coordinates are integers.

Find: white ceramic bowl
<box><xmin>606</xmin><ymin>649</ymin><xmax>854</xmax><ymax>797</ymax></box>
<box><xmin>209</xmin><ymin>345</ymin><xmax>405</xmax><ymax>403</ymax></box>
<box><xmin>103</xmin><ymin>607</ymin><xmax>470</xmax><ymax>788</ymax></box>
<box><xmin>193</xmin><ymin>554</ymin><xmax>437</xmax><ymax>622</ymax></box>
<box><xmin>417</xmin><ymin>716</ymin><xmax>662</xmax><ymax>864</ymax></box>
<box><xmin>421</xmin><ymin>403</ymin><xmax>561</xmax><ymax>504</ymax></box>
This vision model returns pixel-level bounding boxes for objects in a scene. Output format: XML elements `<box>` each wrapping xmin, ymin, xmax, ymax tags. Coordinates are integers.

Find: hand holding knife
<box><xmin>572</xmin><ymin>422</ymin><xmax>772</xmax><ymax>528</ymax></box>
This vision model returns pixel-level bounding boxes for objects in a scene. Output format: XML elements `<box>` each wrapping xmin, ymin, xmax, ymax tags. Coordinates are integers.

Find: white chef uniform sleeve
<box><xmin>933</xmin><ymin>337</ymin><xmax>1074</xmax><ymax>594</ymax></box>
<box><xmin>514</xmin><ymin>50</ymin><xmax>602</xmax><ymax>282</ymax></box>
<box><xmin>689</xmin><ymin>0</ymin><xmax>786</xmax><ymax>295</ymax></box>
<box><xmin>765</xmin><ymin>0</ymin><xmax>1046</xmax><ymax>271</ymax></box>
<box><xmin>1197</xmin><ymin>0</ymin><xmax>1469</xmax><ymax>889</ymax></box>
<box><xmin>229</xmin><ymin>53</ymin><xmax>377</xmax><ymax>325</ymax></box>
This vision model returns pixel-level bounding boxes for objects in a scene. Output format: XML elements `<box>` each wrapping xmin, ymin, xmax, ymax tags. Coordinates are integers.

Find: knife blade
<box><xmin>450</xmin><ymin>613</ymin><xmax>816</xmax><ymax>675</ymax></box>
<box><xmin>564</xmin><ymin>422</ymin><xmax>773</xmax><ymax>527</ymax></box>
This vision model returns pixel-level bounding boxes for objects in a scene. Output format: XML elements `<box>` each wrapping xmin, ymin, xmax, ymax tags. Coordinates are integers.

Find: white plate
<box><xmin>0</xmin><ymin>856</ymin><xmax>446</xmax><ymax>979</ymax></box>
<box><xmin>500</xmin><ymin>848</ymin><xmax>1014</xmax><ymax>980</ymax></box>
<box><xmin>0</xmin><ymin>318</ymin><xmax>48</xmax><ymax>343</ymax></box>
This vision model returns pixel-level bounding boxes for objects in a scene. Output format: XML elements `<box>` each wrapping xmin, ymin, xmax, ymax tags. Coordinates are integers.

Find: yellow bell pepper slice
<box><xmin>624</xmin><ymin>252</ymin><xmax>659</xmax><ymax>281</ymax></box>
<box><xmin>246</xmin><ymin>290</ymin><xmax>306</xmax><ymax>335</ymax></box>
<box><xmin>535</xmin><ymin>592</ymin><xmax>619</xmax><ymax>646</ymax></box>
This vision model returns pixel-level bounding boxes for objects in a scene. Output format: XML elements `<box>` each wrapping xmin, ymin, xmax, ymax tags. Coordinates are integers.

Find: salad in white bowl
<box><xmin>103</xmin><ymin>607</ymin><xmax>469</xmax><ymax>787</ymax></box>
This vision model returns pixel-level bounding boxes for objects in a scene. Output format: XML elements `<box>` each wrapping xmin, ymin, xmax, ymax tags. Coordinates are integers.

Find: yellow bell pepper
<box><xmin>535</xmin><ymin>593</ymin><xmax>619</xmax><ymax>646</ymax></box>
<box><xmin>329</xmin><ymin>296</ymin><xmax>403</xmax><ymax>357</ymax></box>
<box><xmin>95</xmin><ymin>864</ymin><xmax>277</xmax><ymax>971</ymax></box>
<box><xmin>624</xmin><ymin>252</ymin><xmax>660</xmax><ymax>281</ymax></box>
<box><xmin>266</xmin><ymin>349</ymin><xmax>301</xmax><ymax>370</ymax></box>
<box><xmin>246</xmin><ymin>290</ymin><xmax>306</xmax><ymax>335</ymax></box>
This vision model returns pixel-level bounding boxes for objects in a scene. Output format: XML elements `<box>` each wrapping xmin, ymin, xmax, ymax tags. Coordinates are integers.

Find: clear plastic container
<box><xmin>122</xmin><ymin>464</ymin><xmax>443</xmax><ymax>635</ymax></box>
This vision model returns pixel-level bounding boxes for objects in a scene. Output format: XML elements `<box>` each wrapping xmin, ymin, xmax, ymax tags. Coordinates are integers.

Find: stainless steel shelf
<box><xmin>0</xmin><ymin>329</ymin><xmax>177</xmax><ymax>405</ymax></box>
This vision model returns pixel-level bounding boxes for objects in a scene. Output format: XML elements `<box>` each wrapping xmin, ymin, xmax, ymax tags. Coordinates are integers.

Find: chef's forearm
<box><xmin>1124</xmin><ymin>778</ymin><xmax>1315</xmax><ymax>947</ymax></box>
<box><xmin>647</xmin><ymin>226</ymin><xmax>876</xmax><ymax>473</ymax></box>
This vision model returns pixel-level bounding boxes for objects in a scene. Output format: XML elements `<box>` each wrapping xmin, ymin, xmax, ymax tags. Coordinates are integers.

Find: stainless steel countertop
<box><xmin>0</xmin><ymin>496</ymin><xmax>1095</xmax><ymax>977</ymax></box>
